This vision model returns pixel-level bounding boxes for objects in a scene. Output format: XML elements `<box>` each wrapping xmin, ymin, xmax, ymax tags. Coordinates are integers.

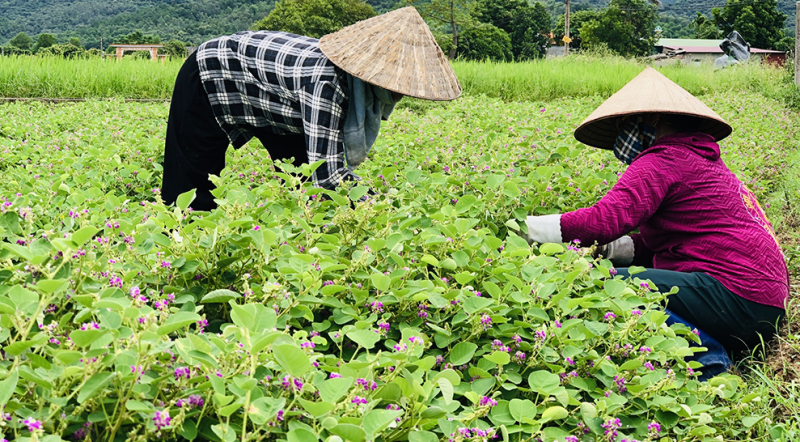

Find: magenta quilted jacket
<box><xmin>561</xmin><ymin>132</ymin><xmax>788</xmax><ymax>309</ymax></box>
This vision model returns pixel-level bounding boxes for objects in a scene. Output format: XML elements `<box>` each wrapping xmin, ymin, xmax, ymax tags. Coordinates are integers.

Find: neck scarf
<box><xmin>613</xmin><ymin>119</ymin><xmax>657</xmax><ymax>165</ymax></box>
<box><xmin>342</xmin><ymin>74</ymin><xmax>399</xmax><ymax>170</ymax></box>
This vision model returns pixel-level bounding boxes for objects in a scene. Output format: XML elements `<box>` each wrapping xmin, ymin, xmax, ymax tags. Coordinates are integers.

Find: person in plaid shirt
<box><xmin>161</xmin><ymin>7</ymin><xmax>461</xmax><ymax>210</ymax></box>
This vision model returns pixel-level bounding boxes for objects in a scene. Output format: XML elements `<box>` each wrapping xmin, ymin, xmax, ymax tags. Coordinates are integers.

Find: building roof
<box><xmin>657</xmin><ymin>38</ymin><xmax>723</xmax><ymax>47</ymax></box>
<box><xmin>108</xmin><ymin>44</ymin><xmax>164</xmax><ymax>48</ymax></box>
<box><xmin>662</xmin><ymin>45</ymin><xmax>784</xmax><ymax>54</ymax></box>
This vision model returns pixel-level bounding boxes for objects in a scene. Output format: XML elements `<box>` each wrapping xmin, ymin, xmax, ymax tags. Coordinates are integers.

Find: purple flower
<box><xmin>356</xmin><ymin>378</ymin><xmax>377</xmax><ymax>391</ymax></box>
<box><xmin>161</xmin><ymin>261</ymin><xmax>171</xmax><ymax>268</ymax></box>
<box><xmin>565</xmin><ymin>357</ymin><xmax>575</xmax><ymax>366</ymax></box>
<box><xmin>281</xmin><ymin>375</ymin><xmax>303</xmax><ymax>392</ymax></box>
<box><xmin>377</xmin><ymin>321</ymin><xmax>390</xmax><ymax>335</ymax></box>
<box><xmin>614</xmin><ymin>375</ymin><xmax>627</xmax><ymax>393</ymax></box>
<box><xmin>196</xmin><ymin>318</ymin><xmax>208</xmax><ymax>333</ymax></box>
<box><xmin>513</xmin><ymin>351</ymin><xmax>526</xmax><ymax>363</ymax></box>
<box><xmin>408</xmin><ymin>336</ymin><xmax>423</xmax><ymax>346</ymax></box>
<box><xmin>479</xmin><ymin>396</ymin><xmax>497</xmax><ymax>407</ymax></box>
<box><xmin>351</xmin><ymin>396</ymin><xmax>368</xmax><ymax>405</ymax></box>
<box><xmin>174</xmin><ymin>367</ymin><xmax>191</xmax><ymax>380</ymax></box>
<box><xmin>644</xmin><ymin>362</ymin><xmax>655</xmax><ymax>371</ymax></box>
<box><xmin>604</xmin><ymin>312</ymin><xmax>616</xmax><ymax>322</ymax></box>
<box><xmin>393</xmin><ymin>343</ymin><xmax>407</xmax><ymax>352</ymax></box>
<box><xmin>253</xmin><ymin>225</ymin><xmax>261</xmax><ymax>231</ymax></box>
<box><xmin>23</xmin><ymin>418</ymin><xmax>42</xmax><ymax>432</ymax></box>
<box><xmin>370</xmin><ymin>301</ymin><xmax>384</xmax><ymax>313</ymax></box>
<box><xmin>692</xmin><ymin>328</ymin><xmax>700</xmax><ymax>336</ymax></box>
<box><xmin>639</xmin><ymin>282</ymin><xmax>650</xmax><ymax>291</ymax></box>
<box><xmin>153</xmin><ymin>410</ymin><xmax>171</xmax><ymax>430</ymax></box>
<box><xmin>480</xmin><ymin>314</ymin><xmax>493</xmax><ymax>330</ymax></box>
<box><xmin>535</xmin><ymin>330</ymin><xmax>547</xmax><ymax>341</ymax></box>
<box><xmin>330</xmin><ymin>372</ymin><xmax>342</xmax><ymax>379</ymax></box>
<box><xmin>301</xmin><ymin>341</ymin><xmax>315</xmax><ymax>349</ymax></box>
<box><xmin>554</xmin><ymin>320</ymin><xmax>562</xmax><ymax>328</ymax></box>
<box><xmin>648</xmin><ymin>421</ymin><xmax>661</xmax><ymax>434</ymax></box>
<box><xmin>601</xmin><ymin>417</ymin><xmax>621</xmax><ymax>441</ymax></box>
<box><xmin>609</xmin><ymin>268</ymin><xmax>618</xmax><ymax>276</ymax></box>
<box><xmin>565</xmin><ymin>436</ymin><xmax>579</xmax><ymax>442</ymax></box>
<box><xmin>639</xmin><ymin>346</ymin><xmax>652</xmax><ymax>354</ymax></box>
<box><xmin>631</xmin><ymin>309</ymin><xmax>643</xmax><ymax>316</ymax></box>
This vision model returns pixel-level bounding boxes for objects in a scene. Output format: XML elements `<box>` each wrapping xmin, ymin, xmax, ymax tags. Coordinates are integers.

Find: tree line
<box><xmin>2</xmin><ymin>0</ymin><xmax>792</xmax><ymax>60</ymax></box>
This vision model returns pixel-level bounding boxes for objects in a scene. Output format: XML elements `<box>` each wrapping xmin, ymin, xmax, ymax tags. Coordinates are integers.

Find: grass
<box><xmin>0</xmin><ymin>56</ymin><xmax>182</xmax><ymax>99</ymax></box>
<box><xmin>1</xmin><ymin>54</ymin><xmax>797</xmax><ymax>107</ymax></box>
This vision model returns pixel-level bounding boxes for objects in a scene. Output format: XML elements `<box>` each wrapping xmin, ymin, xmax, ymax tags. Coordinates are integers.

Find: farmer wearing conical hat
<box><xmin>161</xmin><ymin>7</ymin><xmax>461</xmax><ymax>210</ymax></box>
<box><xmin>518</xmin><ymin>68</ymin><xmax>787</xmax><ymax>365</ymax></box>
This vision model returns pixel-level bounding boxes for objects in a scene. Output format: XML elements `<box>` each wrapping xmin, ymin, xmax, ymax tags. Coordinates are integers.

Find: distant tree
<box><xmin>9</xmin><ymin>32</ymin><xmax>33</xmax><ymax>51</ymax></box>
<box><xmin>68</xmin><ymin>37</ymin><xmax>83</xmax><ymax>48</ymax></box>
<box><xmin>473</xmin><ymin>0</ymin><xmax>525</xmax><ymax>34</ymax></box>
<box><xmin>404</xmin><ymin>0</ymin><xmax>476</xmax><ymax>59</ymax></box>
<box><xmin>252</xmin><ymin>0</ymin><xmax>376</xmax><ymax>39</ymax></box>
<box><xmin>774</xmin><ymin>35</ymin><xmax>794</xmax><ymax>52</ymax></box>
<box><xmin>456</xmin><ymin>22</ymin><xmax>512</xmax><ymax>60</ymax></box>
<box><xmin>691</xmin><ymin>13</ymin><xmax>721</xmax><ymax>39</ymax></box>
<box><xmin>472</xmin><ymin>0</ymin><xmax>549</xmax><ymax>59</ymax></box>
<box><xmin>161</xmin><ymin>39</ymin><xmax>187</xmax><ymax>58</ymax></box>
<box><xmin>579</xmin><ymin>0</ymin><xmax>658</xmax><ymax>57</ymax></box>
<box><xmin>114</xmin><ymin>31</ymin><xmax>161</xmax><ymax>45</ymax></box>
<box><xmin>554</xmin><ymin>9</ymin><xmax>599</xmax><ymax>50</ymax></box>
<box><xmin>656</xmin><ymin>13</ymin><xmax>694</xmax><ymax>39</ymax></box>
<box><xmin>34</xmin><ymin>33</ymin><xmax>57</xmax><ymax>53</ymax></box>
<box><xmin>711</xmin><ymin>0</ymin><xmax>786</xmax><ymax>49</ymax></box>
<box><xmin>509</xmin><ymin>2</ymin><xmax>551</xmax><ymax>60</ymax></box>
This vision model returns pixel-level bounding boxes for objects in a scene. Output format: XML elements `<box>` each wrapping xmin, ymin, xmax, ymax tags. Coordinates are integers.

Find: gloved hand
<box><xmin>594</xmin><ymin>236</ymin><xmax>634</xmax><ymax>266</ymax></box>
<box><xmin>508</xmin><ymin>214</ymin><xmax>562</xmax><ymax>245</ymax></box>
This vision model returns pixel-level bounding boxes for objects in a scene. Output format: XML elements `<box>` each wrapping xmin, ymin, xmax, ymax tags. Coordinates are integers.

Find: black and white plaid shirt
<box><xmin>196</xmin><ymin>31</ymin><xmax>355</xmax><ymax>189</ymax></box>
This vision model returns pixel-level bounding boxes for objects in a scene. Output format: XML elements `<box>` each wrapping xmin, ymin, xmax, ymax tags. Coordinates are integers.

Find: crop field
<box><xmin>0</xmin><ymin>60</ymin><xmax>799</xmax><ymax>442</ymax></box>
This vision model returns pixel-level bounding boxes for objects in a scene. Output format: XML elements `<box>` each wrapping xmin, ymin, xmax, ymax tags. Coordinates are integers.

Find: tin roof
<box><xmin>657</xmin><ymin>38</ymin><xmax>723</xmax><ymax>47</ymax></box>
<box><xmin>663</xmin><ymin>45</ymin><xmax>784</xmax><ymax>54</ymax></box>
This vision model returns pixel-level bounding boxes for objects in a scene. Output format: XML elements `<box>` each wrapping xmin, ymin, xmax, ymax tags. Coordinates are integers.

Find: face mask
<box><xmin>613</xmin><ymin>119</ymin><xmax>656</xmax><ymax>165</ymax></box>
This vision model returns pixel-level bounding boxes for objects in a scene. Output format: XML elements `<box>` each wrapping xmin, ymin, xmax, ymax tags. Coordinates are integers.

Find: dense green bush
<box><xmin>457</xmin><ymin>23</ymin><xmax>513</xmax><ymax>62</ymax></box>
<box><xmin>0</xmin><ymin>89</ymin><xmax>796</xmax><ymax>441</ymax></box>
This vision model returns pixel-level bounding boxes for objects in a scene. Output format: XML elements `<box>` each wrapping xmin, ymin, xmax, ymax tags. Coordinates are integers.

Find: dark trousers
<box><xmin>162</xmin><ymin>52</ymin><xmax>308</xmax><ymax>210</ymax></box>
<box><xmin>616</xmin><ymin>268</ymin><xmax>784</xmax><ymax>356</ymax></box>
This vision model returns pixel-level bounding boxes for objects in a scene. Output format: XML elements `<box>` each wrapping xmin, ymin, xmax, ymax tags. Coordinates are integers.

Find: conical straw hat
<box><xmin>319</xmin><ymin>7</ymin><xmax>462</xmax><ymax>101</ymax></box>
<box><xmin>574</xmin><ymin>67</ymin><xmax>732</xmax><ymax>149</ymax></box>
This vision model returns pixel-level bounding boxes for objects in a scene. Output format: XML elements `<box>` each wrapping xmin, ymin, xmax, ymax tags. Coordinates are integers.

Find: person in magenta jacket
<box><xmin>520</xmin><ymin>68</ymin><xmax>787</xmax><ymax>357</ymax></box>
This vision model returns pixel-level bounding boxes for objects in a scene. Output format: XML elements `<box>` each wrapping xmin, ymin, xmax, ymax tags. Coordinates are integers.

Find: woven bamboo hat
<box><xmin>574</xmin><ymin>67</ymin><xmax>732</xmax><ymax>149</ymax></box>
<box><xmin>319</xmin><ymin>7</ymin><xmax>461</xmax><ymax>101</ymax></box>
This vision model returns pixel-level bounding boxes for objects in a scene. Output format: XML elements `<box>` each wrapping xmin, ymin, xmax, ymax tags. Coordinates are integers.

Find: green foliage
<box><xmin>252</xmin><ymin>0</ymin><xmax>376</xmax><ymax>38</ymax></box>
<box><xmin>113</xmin><ymin>30</ymin><xmax>161</xmax><ymax>45</ymax></box>
<box><xmin>9</xmin><ymin>31</ymin><xmax>33</xmax><ymax>51</ymax></box>
<box><xmin>404</xmin><ymin>0</ymin><xmax>477</xmax><ymax>59</ymax></box>
<box><xmin>655</xmin><ymin>13</ymin><xmax>694</xmax><ymax>39</ymax></box>
<box><xmin>0</xmin><ymin>0</ymin><xmax>278</xmax><ymax>50</ymax></box>
<box><xmin>510</xmin><ymin>2</ymin><xmax>552</xmax><ymax>60</ymax></box>
<box><xmin>161</xmin><ymin>39</ymin><xmax>188</xmax><ymax>59</ymax></box>
<box><xmin>711</xmin><ymin>0</ymin><xmax>787</xmax><ymax>49</ymax></box>
<box><xmin>0</xmin><ymin>79</ymin><xmax>797</xmax><ymax>440</ymax></box>
<box><xmin>579</xmin><ymin>0</ymin><xmax>659</xmax><ymax>57</ymax></box>
<box><xmin>68</xmin><ymin>37</ymin><xmax>83</xmax><ymax>49</ymax></box>
<box><xmin>34</xmin><ymin>33</ymin><xmax>57</xmax><ymax>53</ymax></box>
<box><xmin>691</xmin><ymin>12</ymin><xmax>721</xmax><ymax>39</ymax></box>
<box><xmin>473</xmin><ymin>0</ymin><xmax>552</xmax><ymax>60</ymax></box>
<box><xmin>36</xmin><ymin>43</ymin><xmax>89</xmax><ymax>59</ymax></box>
<box><xmin>554</xmin><ymin>9</ymin><xmax>600</xmax><ymax>50</ymax></box>
<box><xmin>457</xmin><ymin>23</ymin><xmax>512</xmax><ymax>61</ymax></box>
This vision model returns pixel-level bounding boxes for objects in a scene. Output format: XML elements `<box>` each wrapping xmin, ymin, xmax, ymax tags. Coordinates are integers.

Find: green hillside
<box><xmin>0</xmin><ymin>0</ymin><xmax>793</xmax><ymax>48</ymax></box>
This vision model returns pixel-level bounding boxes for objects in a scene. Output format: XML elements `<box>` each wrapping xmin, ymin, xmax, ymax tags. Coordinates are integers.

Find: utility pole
<box><xmin>100</xmin><ymin>36</ymin><xmax>104</xmax><ymax>59</ymax></box>
<box><xmin>564</xmin><ymin>0</ymin><xmax>571</xmax><ymax>55</ymax></box>
<box><xmin>795</xmin><ymin>2</ymin><xmax>799</xmax><ymax>86</ymax></box>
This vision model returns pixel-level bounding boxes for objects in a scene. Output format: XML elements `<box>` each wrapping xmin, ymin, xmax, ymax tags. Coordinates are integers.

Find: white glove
<box><xmin>595</xmin><ymin>236</ymin><xmax>634</xmax><ymax>266</ymax></box>
<box><xmin>523</xmin><ymin>214</ymin><xmax>562</xmax><ymax>245</ymax></box>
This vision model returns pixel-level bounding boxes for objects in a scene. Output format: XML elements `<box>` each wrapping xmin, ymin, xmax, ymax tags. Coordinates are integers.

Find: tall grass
<box><xmin>0</xmin><ymin>54</ymin><xmax>796</xmax><ymax>106</ymax></box>
<box><xmin>0</xmin><ymin>56</ymin><xmax>181</xmax><ymax>99</ymax></box>
<box><xmin>453</xmin><ymin>55</ymin><xmax>797</xmax><ymax>103</ymax></box>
